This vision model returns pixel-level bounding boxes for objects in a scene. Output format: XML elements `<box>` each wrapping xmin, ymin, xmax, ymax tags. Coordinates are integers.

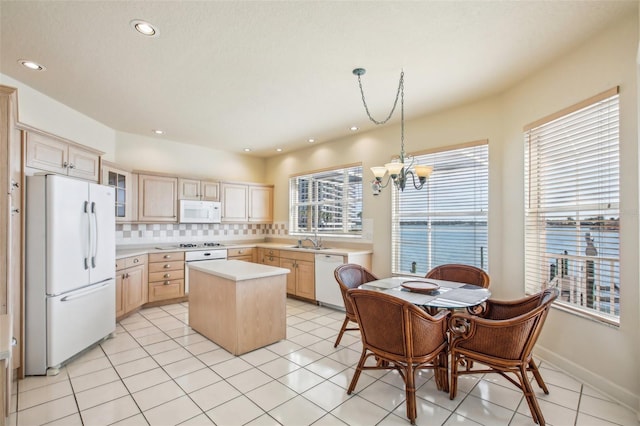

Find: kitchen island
<box><xmin>188</xmin><ymin>260</ymin><xmax>290</xmax><ymax>355</ymax></box>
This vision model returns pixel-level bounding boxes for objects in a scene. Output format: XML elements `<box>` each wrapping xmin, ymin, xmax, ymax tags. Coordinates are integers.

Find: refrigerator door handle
<box><xmin>83</xmin><ymin>201</ymin><xmax>90</xmax><ymax>270</ymax></box>
<box><xmin>90</xmin><ymin>201</ymin><xmax>97</xmax><ymax>268</ymax></box>
<box><xmin>60</xmin><ymin>282</ymin><xmax>110</xmax><ymax>302</ymax></box>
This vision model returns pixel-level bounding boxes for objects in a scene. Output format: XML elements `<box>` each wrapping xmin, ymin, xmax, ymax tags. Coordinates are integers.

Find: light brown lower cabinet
<box><xmin>258</xmin><ymin>248</ymin><xmax>280</xmax><ymax>266</ymax></box>
<box><xmin>115</xmin><ymin>255</ymin><xmax>148</xmax><ymax>319</ymax></box>
<box><xmin>0</xmin><ymin>315</ymin><xmax>11</xmax><ymax>426</ymax></box>
<box><xmin>279</xmin><ymin>251</ymin><xmax>315</xmax><ymax>300</ymax></box>
<box><xmin>147</xmin><ymin>252</ymin><xmax>185</xmax><ymax>302</ymax></box>
<box><xmin>227</xmin><ymin>247</ymin><xmax>256</xmax><ymax>263</ymax></box>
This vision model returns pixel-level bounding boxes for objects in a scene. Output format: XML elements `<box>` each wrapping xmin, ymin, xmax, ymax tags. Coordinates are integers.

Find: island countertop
<box><xmin>188</xmin><ymin>259</ymin><xmax>290</xmax><ymax>281</ymax></box>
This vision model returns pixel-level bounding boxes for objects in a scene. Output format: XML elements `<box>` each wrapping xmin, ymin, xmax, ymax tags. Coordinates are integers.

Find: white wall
<box><xmin>500</xmin><ymin>14</ymin><xmax>639</xmax><ymax>412</ymax></box>
<box><xmin>114</xmin><ymin>132</ymin><xmax>266</xmax><ymax>183</ymax></box>
<box><xmin>0</xmin><ymin>74</ymin><xmax>116</xmax><ymax>159</ymax></box>
<box><xmin>267</xmin><ymin>12</ymin><xmax>639</xmax><ymax>412</ymax></box>
<box><xmin>0</xmin><ymin>74</ymin><xmax>266</xmax><ymax>182</ymax></box>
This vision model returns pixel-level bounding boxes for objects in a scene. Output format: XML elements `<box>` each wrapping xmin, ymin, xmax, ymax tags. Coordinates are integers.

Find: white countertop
<box><xmin>116</xmin><ymin>242</ymin><xmax>372</xmax><ymax>259</ymax></box>
<box><xmin>188</xmin><ymin>259</ymin><xmax>290</xmax><ymax>281</ymax></box>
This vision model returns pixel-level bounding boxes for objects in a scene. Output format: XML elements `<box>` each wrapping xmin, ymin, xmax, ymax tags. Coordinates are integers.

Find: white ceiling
<box><xmin>0</xmin><ymin>1</ymin><xmax>635</xmax><ymax>157</ymax></box>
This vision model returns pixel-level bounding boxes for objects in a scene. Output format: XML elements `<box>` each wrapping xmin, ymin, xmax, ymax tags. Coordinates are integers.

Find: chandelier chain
<box><xmin>356</xmin><ymin>71</ymin><xmax>404</xmax><ymax>127</ymax></box>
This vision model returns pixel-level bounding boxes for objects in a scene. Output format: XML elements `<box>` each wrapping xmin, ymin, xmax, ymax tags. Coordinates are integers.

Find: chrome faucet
<box><xmin>303</xmin><ymin>230</ymin><xmax>322</xmax><ymax>249</ymax></box>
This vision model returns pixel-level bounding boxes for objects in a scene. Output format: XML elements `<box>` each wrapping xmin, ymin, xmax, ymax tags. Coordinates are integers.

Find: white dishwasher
<box><xmin>315</xmin><ymin>254</ymin><xmax>345</xmax><ymax>309</ymax></box>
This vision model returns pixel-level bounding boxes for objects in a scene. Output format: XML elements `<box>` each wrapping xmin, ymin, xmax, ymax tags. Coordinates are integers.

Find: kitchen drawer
<box><xmin>116</xmin><ymin>259</ymin><xmax>125</xmax><ymax>271</ymax></box>
<box><xmin>148</xmin><ymin>280</ymin><xmax>184</xmax><ymax>302</ymax></box>
<box><xmin>148</xmin><ymin>251</ymin><xmax>185</xmax><ymax>263</ymax></box>
<box><xmin>259</xmin><ymin>248</ymin><xmax>280</xmax><ymax>257</ymax></box>
<box><xmin>279</xmin><ymin>250</ymin><xmax>315</xmax><ymax>262</ymax></box>
<box><xmin>125</xmin><ymin>255</ymin><xmax>146</xmax><ymax>268</ymax></box>
<box><xmin>262</xmin><ymin>255</ymin><xmax>280</xmax><ymax>266</ymax></box>
<box><xmin>227</xmin><ymin>247</ymin><xmax>254</xmax><ymax>257</ymax></box>
<box><xmin>148</xmin><ymin>261</ymin><xmax>184</xmax><ymax>274</ymax></box>
<box><xmin>149</xmin><ymin>269</ymin><xmax>185</xmax><ymax>283</ymax></box>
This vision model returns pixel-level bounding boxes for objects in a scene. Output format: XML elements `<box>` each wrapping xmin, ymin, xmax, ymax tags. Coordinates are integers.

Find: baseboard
<box><xmin>535</xmin><ymin>344</ymin><xmax>639</xmax><ymax>419</ymax></box>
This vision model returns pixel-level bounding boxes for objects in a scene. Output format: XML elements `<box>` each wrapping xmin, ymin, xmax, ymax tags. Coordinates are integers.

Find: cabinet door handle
<box><xmin>63</xmin><ymin>161</ymin><xmax>68</xmax><ymax>168</ymax></box>
<box><xmin>163</xmin><ymin>255</ymin><xmax>172</xmax><ymax>259</ymax></box>
<box><xmin>68</xmin><ymin>163</ymin><xmax>75</xmax><ymax>169</ymax></box>
<box><xmin>164</xmin><ymin>280</ymin><xmax>171</xmax><ymax>285</ymax></box>
<box><xmin>164</xmin><ymin>273</ymin><xmax>171</xmax><ymax>278</ymax></box>
<box><xmin>164</xmin><ymin>264</ymin><xmax>171</xmax><ymax>268</ymax></box>
<box><xmin>133</xmin><ymin>258</ymin><xmax>139</xmax><ymax>263</ymax></box>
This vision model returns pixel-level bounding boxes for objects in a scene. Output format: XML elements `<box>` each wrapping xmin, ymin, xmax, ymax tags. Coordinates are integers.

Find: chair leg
<box><xmin>449</xmin><ymin>352</ymin><xmax>459</xmax><ymax>400</ymax></box>
<box><xmin>519</xmin><ymin>364</ymin><xmax>545</xmax><ymax>425</ymax></box>
<box><xmin>528</xmin><ymin>359</ymin><xmax>550</xmax><ymax>394</ymax></box>
<box><xmin>405</xmin><ymin>364</ymin><xmax>417</xmax><ymax>425</ymax></box>
<box><xmin>333</xmin><ymin>316</ymin><xmax>350</xmax><ymax>348</ymax></box>
<box><xmin>347</xmin><ymin>350</ymin><xmax>368</xmax><ymax>394</ymax></box>
<box><xmin>438</xmin><ymin>351</ymin><xmax>449</xmax><ymax>393</ymax></box>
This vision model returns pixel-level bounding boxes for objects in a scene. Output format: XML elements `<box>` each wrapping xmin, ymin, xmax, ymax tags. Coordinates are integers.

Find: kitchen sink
<box><xmin>288</xmin><ymin>245</ymin><xmax>331</xmax><ymax>250</ymax></box>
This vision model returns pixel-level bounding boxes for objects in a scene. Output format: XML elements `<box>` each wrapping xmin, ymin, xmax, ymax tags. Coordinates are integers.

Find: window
<box><xmin>524</xmin><ymin>88</ymin><xmax>619</xmax><ymax>323</ymax></box>
<box><xmin>392</xmin><ymin>141</ymin><xmax>488</xmax><ymax>276</ymax></box>
<box><xmin>289</xmin><ymin>164</ymin><xmax>363</xmax><ymax>236</ymax></box>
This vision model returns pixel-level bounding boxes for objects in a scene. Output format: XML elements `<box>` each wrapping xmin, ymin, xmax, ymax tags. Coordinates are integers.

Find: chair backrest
<box><xmin>348</xmin><ymin>289</ymin><xmax>449</xmax><ymax>360</ymax></box>
<box><xmin>483</xmin><ymin>287</ymin><xmax>555</xmax><ymax>320</ymax></box>
<box><xmin>334</xmin><ymin>264</ymin><xmax>378</xmax><ymax>317</ymax></box>
<box><xmin>456</xmin><ymin>288</ymin><xmax>558</xmax><ymax>361</ymax></box>
<box><xmin>425</xmin><ymin>264</ymin><xmax>490</xmax><ymax>288</ymax></box>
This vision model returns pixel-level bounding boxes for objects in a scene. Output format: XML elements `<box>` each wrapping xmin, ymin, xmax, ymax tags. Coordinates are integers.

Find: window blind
<box><xmin>392</xmin><ymin>142</ymin><xmax>488</xmax><ymax>276</ymax></box>
<box><xmin>289</xmin><ymin>164</ymin><xmax>363</xmax><ymax>236</ymax></box>
<box><xmin>524</xmin><ymin>88</ymin><xmax>619</xmax><ymax>322</ymax></box>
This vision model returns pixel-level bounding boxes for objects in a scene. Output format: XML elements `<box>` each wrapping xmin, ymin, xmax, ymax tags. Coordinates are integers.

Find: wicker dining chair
<box><xmin>347</xmin><ymin>289</ymin><xmax>450</xmax><ymax>425</ymax></box>
<box><xmin>448</xmin><ymin>288</ymin><xmax>559</xmax><ymax>425</ymax></box>
<box><xmin>425</xmin><ymin>263</ymin><xmax>490</xmax><ymax>288</ymax></box>
<box><xmin>333</xmin><ymin>264</ymin><xmax>379</xmax><ymax>348</ymax></box>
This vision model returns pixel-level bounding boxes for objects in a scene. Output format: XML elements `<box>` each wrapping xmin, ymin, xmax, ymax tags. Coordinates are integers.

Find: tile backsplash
<box><xmin>116</xmin><ymin>222</ymin><xmax>288</xmax><ymax>246</ymax></box>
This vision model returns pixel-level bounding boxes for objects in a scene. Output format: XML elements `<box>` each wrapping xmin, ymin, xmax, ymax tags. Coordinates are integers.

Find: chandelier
<box><xmin>352</xmin><ymin>68</ymin><xmax>433</xmax><ymax>195</ymax></box>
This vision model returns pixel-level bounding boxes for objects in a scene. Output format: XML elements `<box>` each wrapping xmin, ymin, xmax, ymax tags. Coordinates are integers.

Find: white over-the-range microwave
<box><xmin>179</xmin><ymin>199</ymin><xmax>222</xmax><ymax>223</ymax></box>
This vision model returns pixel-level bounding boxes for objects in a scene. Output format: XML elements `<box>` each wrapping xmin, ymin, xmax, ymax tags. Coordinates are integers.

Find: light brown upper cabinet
<box><xmin>220</xmin><ymin>182</ymin><xmax>273</xmax><ymax>223</ymax></box>
<box><xmin>24</xmin><ymin>128</ymin><xmax>102</xmax><ymax>182</ymax></box>
<box><xmin>220</xmin><ymin>182</ymin><xmax>248</xmax><ymax>222</ymax></box>
<box><xmin>101</xmin><ymin>162</ymin><xmax>133</xmax><ymax>222</ymax></box>
<box><xmin>248</xmin><ymin>185</ymin><xmax>273</xmax><ymax>223</ymax></box>
<box><xmin>137</xmin><ymin>173</ymin><xmax>178</xmax><ymax>222</ymax></box>
<box><xmin>178</xmin><ymin>178</ymin><xmax>219</xmax><ymax>201</ymax></box>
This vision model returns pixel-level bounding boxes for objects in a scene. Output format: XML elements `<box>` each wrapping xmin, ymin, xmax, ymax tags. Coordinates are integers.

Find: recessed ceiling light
<box><xmin>276</xmin><ymin>148</ymin><xmax>283</xmax><ymax>152</ymax></box>
<box><xmin>152</xmin><ymin>129</ymin><xmax>164</xmax><ymax>135</ymax></box>
<box><xmin>350</xmin><ymin>126</ymin><xmax>359</xmax><ymax>131</ymax></box>
<box><xmin>18</xmin><ymin>60</ymin><xmax>45</xmax><ymax>71</ymax></box>
<box><xmin>244</xmin><ymin>148</ymin><xmax>251</xmax><ymax>152</ymax></box>
<box><xmin>130</xmin><ymin>19</ymin><xmax>159</xmax><ymax>37</ymax></box>
<box><xmin>308</xmin><ymin>138</ymin><xmax>315</xmax><ymax>143</ymax></box>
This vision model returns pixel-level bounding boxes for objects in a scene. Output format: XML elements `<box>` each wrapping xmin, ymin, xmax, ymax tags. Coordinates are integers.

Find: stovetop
<box><xmin>154</xmin><ymin>242</ymin><xmax>225</xmax><ymax>250</ymax></box>
<box><xmin>179</xmin><ymin>242</ymin><xmax>223</xmax><ymax>248</ymax></box>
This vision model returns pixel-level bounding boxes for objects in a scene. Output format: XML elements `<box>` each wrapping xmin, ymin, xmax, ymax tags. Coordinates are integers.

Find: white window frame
<box><xmin>524</xmin><ymin>87</ymin><xmax>620</xmax><ymax>324</ymax></box>
<box><xmin>391</xmin><ymin>141</ymin><xmax>489</xmax><ymax>276</ymax></box>
<box><xmin>289</xmin><ymin>164</ymin><xmax>363</xmax><ymax>237</ymax></box>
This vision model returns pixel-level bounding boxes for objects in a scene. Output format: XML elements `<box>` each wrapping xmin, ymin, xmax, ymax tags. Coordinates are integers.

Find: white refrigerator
<box><xmin>26</xmin><ymin>174</ymin><xmax>116</xmax><ymax>375</ymax></box>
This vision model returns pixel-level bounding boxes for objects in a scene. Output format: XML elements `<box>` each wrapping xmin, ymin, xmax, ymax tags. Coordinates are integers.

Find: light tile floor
<box><xmin>10</xmin><ymin>298</ymin><xmax>639</xmax><ymax>426</ymax></box>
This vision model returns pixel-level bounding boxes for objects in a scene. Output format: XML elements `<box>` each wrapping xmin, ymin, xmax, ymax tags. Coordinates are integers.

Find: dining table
<box><xmin>358</xmin><ymin>276</ymin><xmax>491</xmax><ymax>309</ymax></box>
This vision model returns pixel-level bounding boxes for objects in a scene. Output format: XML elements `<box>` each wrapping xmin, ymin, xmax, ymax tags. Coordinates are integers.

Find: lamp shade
<box><xmin>414</xmin><ymin>165</ymin><xmax>433</xmax><ymax>178</ymax></box>
<box><xmin>370</xmin><ymin>166</ymin><xmax>388</xmax><ymax>179</ymax></box>
<box><xmin>385</xmin><ymin>162</ymin><xmax>405</xmax><ymax>176</ymax></box>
